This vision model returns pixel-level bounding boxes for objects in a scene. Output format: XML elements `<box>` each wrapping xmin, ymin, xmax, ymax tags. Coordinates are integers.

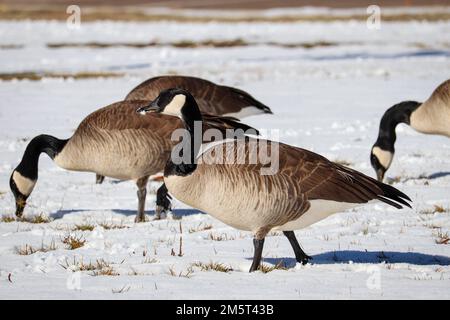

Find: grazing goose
<box><xmin>126</xmin><ymin>75</ymin><xmax>272</xmax><ymax>118</ymax></box>
<box><xmin>371</xmin><ymin>78</ymin><xmax>450</xmax><ymax>181</ymax></box>
<box><xmin>9</xmin><ymin>100</ymin><xmax>256</xmax><ymax>222</ymax></box>
<box><xmin>94</xmin><ymin>75</ymin><xmax>272</xmax><ymax>185</ymax></box>
<box><xmin>138</xmin><ymin>88</ymin><xmax>412</xmax><ymax>272</ymax></box>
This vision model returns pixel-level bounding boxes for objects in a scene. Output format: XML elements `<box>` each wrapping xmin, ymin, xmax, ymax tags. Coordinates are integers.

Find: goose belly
<box><xmin>274</xmin><ymin>200</ymin><xmax>357</xmax><ymax>231</ymax></box>
<box><xmin>55</xmin><ymin>130</ymin><xmax>168</xmax><ymax>180</ymax></box>
<box><xmin>164</xmin><ymin>171</ymin><xmax>297</xmax><ymax>232</ymax></box>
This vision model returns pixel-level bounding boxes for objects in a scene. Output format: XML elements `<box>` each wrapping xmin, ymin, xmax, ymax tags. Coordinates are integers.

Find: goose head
<box><xmin>370</xmin><ymin>144</ymin><xmax>394</xmax><ymax>182</ymax></box>
<box><xmin>137</xmin><ymin>88</ymin><xmax>200</xmax><ymax>121</ymax></box>
<box><xmin>9</xmin><ymin>170</ymin><xmax>36</xmax><ymax>218</ymax></box>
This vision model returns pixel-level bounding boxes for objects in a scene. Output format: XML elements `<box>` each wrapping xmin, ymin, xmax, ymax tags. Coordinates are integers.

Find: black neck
<box><xmin>165</xmin><ymin>97</ymin><xmax>202</xmax><ymax>177</ymax></box>
<box><xmin>15</xmin><ymin>134</ymin><xmax>68</xmax><ymax>180</ymax></box>
<box><xmin>374</xmin><ymin>100</ymin><xmax>421</xmax><ymax>151</ymax></box>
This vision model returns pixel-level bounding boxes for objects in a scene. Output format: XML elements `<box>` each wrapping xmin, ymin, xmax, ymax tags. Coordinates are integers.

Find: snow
<box><xmin>0</xmin><ymin>9</ymin><xmax>449</xmax><ymax>299</ymax></box>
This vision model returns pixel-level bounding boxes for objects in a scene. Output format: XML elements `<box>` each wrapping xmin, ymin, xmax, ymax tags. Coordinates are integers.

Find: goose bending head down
<box><xmin>370</xmin><ymin>101</ymin><xmax>421</xmax><ymax>181</ymax></box>
<box><xmin>9</xmin><ymin>100</ymin><xmax>256</xmax><ymax>221</ymax></box>
<box><xmin>139</xmin><ymin>88</ymin><xmax>412</xmax><ymax>272</ymax></box>
<box><xmin>371</xmin><ymin>78</ymin><xmax>450</xmax><ymax>181</ymax></box>
<box><xmin>10</xmin><ymin>135</ymin><xmax>67</xmax><ymax>217</ymax></box>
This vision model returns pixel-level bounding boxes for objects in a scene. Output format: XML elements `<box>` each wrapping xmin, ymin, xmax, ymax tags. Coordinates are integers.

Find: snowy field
<box><xmin>0</xmin><ymin>8</ymin><xmax>449</xmax><ymax>299</ymax></box>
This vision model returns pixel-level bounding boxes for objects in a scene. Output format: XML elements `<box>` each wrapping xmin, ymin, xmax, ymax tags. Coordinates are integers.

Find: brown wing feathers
<box><xmin>286</xmin><ymin>147</ymin><xmax>411</xmax><ymax>209</ymax></box>
<box><xmin>336</xmin><ymin>165</ymin><xmax>411</xmax><ymax>208</ymax></box>
<box><xmin>223</xmin><ymin>85</ymin><xmax>272</xmax><ymax>114</ymax></box>
<box><xmin>306</xmin><ymin>161</ymin><xmax>411</xmax><ymax>209</ymax></box>
<box><xmin>202</xmin><ymin>113</ymin><xmax>260</xmax><ymax>135</ymax></box>
<box><xmin>125</xmin><ymin>75</ymin><xmax>273</xmax><ymax>116</ymax></box>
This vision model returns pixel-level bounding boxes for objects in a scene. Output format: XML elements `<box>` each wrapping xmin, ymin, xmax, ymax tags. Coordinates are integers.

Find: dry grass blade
<box><xmin>420</xmin><ymin>204</ymin><xmax>449</xmax><ymax>215</ymax></box>
<box><xmin>62</xmin><ymin>234</ymin><xmax>86</xmax><ymax>250</ymax></box>
<box><xmin>168</xmin><ymin>266</ymin><xmax>194</xmax><ymax>278</ymax></box>
<box><xmin>207</xmin><ymin>232</ymin><xmax>235</xmax><ymax>241</ymax></box>
<box><xmin>192</xmin><ymin>261</ymin><xmax>233</xmax><ymax>273</ymax></box>
<box><xmin>1</xmin><ymin>215</ymin><xmax>16</xmax><ymax>223</ymax></box>
<box><xmin>142</xmin><ymin>257</ymin><xmax>158</xmax><ymax>264</ymax></box>
<box><xmin>98</xmin><ymin>222</ymin><xmax>129</xmax><ymax>230</ymax></box>
<box><xmin>258</xmin><ymin>261</ymin><xmax>288</xmax><ymax>273</ymax></box>
<box><xmin>61</xmin><ymin>257</ymin><xmax>118</xmax><ymax>276</ymax></box>
<box><xmin>16</xmin><ymin>240</ymin><xmax>57</xmax><ymax>255</ymax></box>
<box><xmin>433</xmin><ymin>205</ymin><xmax>447</xmax><ymax>213</ymax></box>
<box><xmin>17</xmin><ymin>213</ymin><xmax>52</xmax><ymax>224</ymax></box>
<box><xmin>435</xmin><ymin>230</ymin><xmax>450</xmax><ymax>245</ymax></box>
<box><xmin>112</xmin><ymin>285</ymin><xmax>131</xmax><ymax>294</ymax></box>
<box><xmin>73</xmin><ymin>223</ymin><xmax>95</xmax><ymax>231</ymax></box>
<box><xmin>188</xmin><ymin>223</ymin><xmax>213</xmax><ymax>233</ymax></box>
<box><xmin>0</xmin><ymin>71</ymin><xmax>123</xmax><ymax>81</ymax></box>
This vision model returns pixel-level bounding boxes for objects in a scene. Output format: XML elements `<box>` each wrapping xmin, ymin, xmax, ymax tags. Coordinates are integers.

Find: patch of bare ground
<box><xmin>0</xmin><ymin>72</ymin><xmax>124</xmax><ymax>81</ymax></box>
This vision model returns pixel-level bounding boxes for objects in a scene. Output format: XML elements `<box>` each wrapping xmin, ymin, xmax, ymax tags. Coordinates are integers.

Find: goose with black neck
<box><xmin>371</xmin><ymin>78</ymin><xmax>450</xmax><ymax>181</ymax></box>
<box><xmin>10</xmin><ymin>100</ymin><xmax>256</xmax><ymax>221</ymax></box>
<box><xmin>138</xmin><ymin>88</ymin><xmax>412</xmax><ymax>272</ymax></box>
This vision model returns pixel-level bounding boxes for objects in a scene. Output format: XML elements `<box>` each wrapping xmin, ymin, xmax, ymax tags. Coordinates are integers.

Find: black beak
<box><xmin>10</xmin><ymin>172</ymin><xmax>27</xmax><ymax>218</ymax></box>
<box><xmin>376</xmin><ymin>168</ymin><xmax>385</xmax><ymax>182</ymax></box>
<box><xmin>15</xmin><ymin>195</ymin><xmax>26</xmax><ymax>218</ymax></box>
<box><xmin>136</xmin><ymin>100</ymin><xmax>160</xmax><ymax>114</ymax></box>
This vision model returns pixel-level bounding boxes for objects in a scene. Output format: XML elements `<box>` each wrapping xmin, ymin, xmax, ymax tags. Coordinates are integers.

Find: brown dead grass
<box><xmin>168</xmin><ymin>266</ymin><xmax>194</xmax><ymax>278</ymax></box>
<box><xmin>0</xmin><ymin>6</ymin><xmax>449</xmax><ymax>22</ymax></box>
<box><xmin>18</xmin><ymin>213</ymin><xmax>52</xmax><ymax>224</ymax></box>
<box><xmin>16</xmin><ymin>240</ymin><xmax>57</xmax><ymax>255</ymax></box>
<box><xmin>1</xmin><ymin>215</ymin><xmax>16</xmax><ymax>223</ymax></box>
<box><xmin>61</xmin><ymin>234</ymin><xmax>86</xmax><ymax>250</ymax></box>
<box><xmin>192</xmin><ymin>261</ymin><xmax>233</xmax><ymax>273</ymax></box>
<box><xmin>61</xmin><ymin>257</ymin><xmax>118</xmax><ymax>276</ymax></box>
<box><xmin>0</xmin><ymin>71</ymin><xmax>124</xmax><ymax>81</ymax></box>
<box><xmin>46</xmin><ymin>39</ymin><xmax>338</xmax><ymax>50</ymax></box>
<box><xmin>207</xmin><ymin>232</ymin><xmax>236</xmax><ymax>241</ymax></box>
<box><xmin>258</xmin><ymin>261</ymin><xmax>288</xmax><ymax>273</ymax></box>
<box><xmin>73</xmin><ymin>223</ymin><xmax>95</xmax><ymax>231</ymax></box>
<box><xmin>435</xmin><ymin>230</ymin><xmax>450</xmax><ymax>245</ymax></box>
<box><xmin>420</xmin><ymin>205</ymin><xmax>449</xmax><ymax>215</ymax></box>
<box><xmin>188</xmin><ymin>223</ymin><xmax>213</xmax><ymax>234</ymax></box>
<box><xmin>0</xmin><ymin>44</ymin><xmax>23</xmax><ymax>49</ymax></box>
<box><xmin>98</xmin><ymin>222</ymin><xmax>129</xmax><ymax>230</ymax></box>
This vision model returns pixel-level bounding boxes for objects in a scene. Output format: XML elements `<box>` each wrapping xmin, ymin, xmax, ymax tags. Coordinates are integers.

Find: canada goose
<box><xmin>9</xmin><ymin>100</ymin><xmax>256</xmax><ymax>222</ymax></box>
<box><xmin>94</xmin><ymin>75</ymin><xmax>272</xmax><ymax>185</ymax></box>
<box><xmin>126</xmin><ymin>75</ymin><xmax>272</xmax><ymax>118</ymax></box>
<box><xmin>370</xmin><ymin>79</ymin><xmax>450</xmax><ymax>181</ymax></box>
<box><xmin>138</xmin><ymin>88</ymin><xmax>412</xmax><ymax>272</ymax></box>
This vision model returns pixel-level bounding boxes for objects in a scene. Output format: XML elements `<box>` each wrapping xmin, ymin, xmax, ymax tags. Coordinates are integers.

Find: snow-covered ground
<box><xmin>0</xmin><ymin>9</ymin><xmax>449</xmax><ymax>299</ymax></box>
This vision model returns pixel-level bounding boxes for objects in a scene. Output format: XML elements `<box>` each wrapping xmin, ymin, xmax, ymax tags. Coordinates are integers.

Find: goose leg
<box><xmin>95</xmin><ymin>174</ymin><xmax>105</xmax><ymax>184</ymax></box>
<box><xmin>155</xmin><ymin>183</ymin><xmax>172</xmax><ymax>220</ymax></box>
<box><xmin>135</xmin><ymin>176</ymin><xmax>149</xmax><ymax>223</ymax></box>
<box><xmin>249</xmin><ymin>238</ymin><xmax>265</xmax><ymax>272</ymax></box>
<box><xmin>283</xmin><ymin>231</ymin><xmax>312</xmax><ymax>265</ymax></box>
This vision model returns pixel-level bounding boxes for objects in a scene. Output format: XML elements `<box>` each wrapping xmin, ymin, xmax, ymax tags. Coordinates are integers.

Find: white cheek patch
<box><xmin>163</xmin><ymin>94</ymin><xmax>186</xmax><ymax>117</ymax></box>
<box><xmin>13</xmin><ymin>171</ymin><xmax>36</xmax><ymax>196</ymax></box>
<box><xmin>372</xmin><ymin>146</ymin><xmax>393</xmax><ymax>169</ymax></box>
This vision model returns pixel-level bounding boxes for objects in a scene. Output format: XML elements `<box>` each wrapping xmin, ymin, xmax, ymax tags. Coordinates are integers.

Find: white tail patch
<box><xmin>372</xmin><ymin>146</ymin><xmax>393</xmax><ymax>170</ymax></box>
<box><xmin>223</xmin><ymin>106</ymin><xmax>264</xmax><ymax>119</ymax></box>
<box><xmin>12</xmin><ymin>171</ymin><xmax>36</xmax><ymax>196</ymax></box>
<box><xmin>163</xmin><ymin>94</ymin><xmax>186</xmax><ymax>117</ymax></box>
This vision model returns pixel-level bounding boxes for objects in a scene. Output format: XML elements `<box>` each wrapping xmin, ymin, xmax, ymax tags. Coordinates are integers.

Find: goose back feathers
<box><xmin>164</xmin><ymin>138</ymin><xmax>411</xmax><ymax>232</ymax></box>
<box><xmin>125</xmin><ymin>75</ymin><xmax>272</xmax><ymax>117</ymax></box>
<box><xmin>55</xmin><ymin>101</ymin><xmax>257</xmax><ymax>180</ymax></box>
<box><xmin>410</xmin><ymin>79</ymin><xmax>450</xmax><ymax>136</ymax></box>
